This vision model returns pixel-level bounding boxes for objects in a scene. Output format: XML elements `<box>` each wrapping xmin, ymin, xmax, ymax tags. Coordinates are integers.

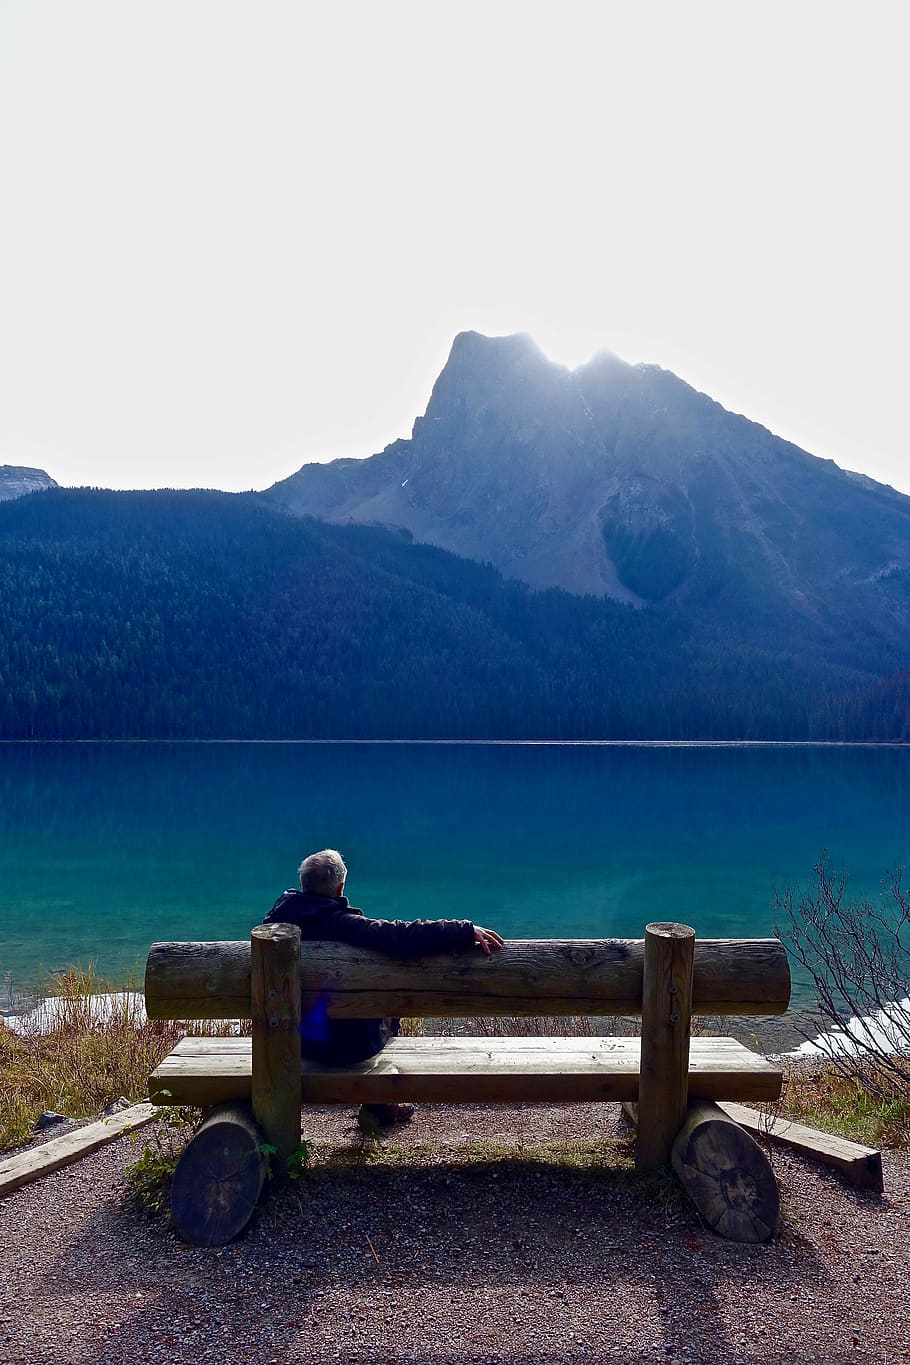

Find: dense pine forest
<box><xmin>0</xmin><ymin>488</ymin><xmax>907</xmax><ymax>741</ymax></box>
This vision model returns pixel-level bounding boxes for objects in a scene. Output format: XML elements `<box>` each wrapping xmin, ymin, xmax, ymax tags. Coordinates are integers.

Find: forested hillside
<box><xmin>0</xmin><ymin>488</ymin><xmax>906</xmax><ymax>740</ymax></box>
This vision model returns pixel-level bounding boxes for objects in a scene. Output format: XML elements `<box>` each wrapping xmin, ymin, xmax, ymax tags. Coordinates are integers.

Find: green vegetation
<box><xmin>775</xmin><ymin>857</ymin><xmax>910</xmax><ymax>1145</ymax></box>
<box><xmin>0</xmin><ymin>967</ymin><xmax>184</xmax><ymax>1149</ymax></box>
<box><xmin>123</xmin><ymin>1107</ymin><xmax>199</xmax><ymax>1214</ymax></box>
<box><xmin>1</xmin><ymin>486</ymin><xmax>904</xmax><ymax>740</ymax></box>
<box><xmin>776</xmin><ymin>858</ymin><xmax>910</xmax><ymax>1090</ymax></box>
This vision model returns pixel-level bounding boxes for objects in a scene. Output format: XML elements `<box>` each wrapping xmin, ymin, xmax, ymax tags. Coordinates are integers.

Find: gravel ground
<box><xmin>1</xmin><ymin>1102</ymin><xmax>908</xmax><ymax>1365</ymax></box>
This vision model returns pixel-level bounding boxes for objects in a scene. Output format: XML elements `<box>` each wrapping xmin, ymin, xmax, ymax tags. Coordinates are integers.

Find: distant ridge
<box><xmin>0</xmin><ymin>465</ymin><xmax>58</xmax><ymax>502</ymax></box>
<box><xmin>1</xmin><ymin>335</ymin><xmax>908</xmax><ymax>741</ymax></box>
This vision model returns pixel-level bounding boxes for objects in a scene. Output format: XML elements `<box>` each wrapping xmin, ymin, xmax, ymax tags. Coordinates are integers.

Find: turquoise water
<box><xmin>1</xmin><ymin>742</ymin><xmax>909</xmax><ymax>990</ymax></box>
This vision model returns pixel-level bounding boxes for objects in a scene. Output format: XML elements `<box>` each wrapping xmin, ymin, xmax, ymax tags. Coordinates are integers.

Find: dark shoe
<box><xmin>357</xmin><ymin>1102</ymin><xmax>415</xmax><ymax>1132</ymax></box>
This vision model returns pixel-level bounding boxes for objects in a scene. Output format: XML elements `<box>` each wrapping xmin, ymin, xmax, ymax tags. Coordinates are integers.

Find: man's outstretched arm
<box><xmin>327</xmin><ymin>912</ymin><xmax>503</xmax><ymax>957</ymax></box>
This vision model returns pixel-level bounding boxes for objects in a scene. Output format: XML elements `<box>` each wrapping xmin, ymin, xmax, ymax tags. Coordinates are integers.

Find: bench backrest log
<box><xmin>145</xmin><ymin>932</ymin><xmax>790</xmax><ymax>1021</ymax></box>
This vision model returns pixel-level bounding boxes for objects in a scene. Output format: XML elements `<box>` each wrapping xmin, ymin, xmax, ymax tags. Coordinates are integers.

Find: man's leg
<box><xmin>356</xmin><ymin>1021</ymin><xmax>415</xmax><ymax>1128</ymax></box>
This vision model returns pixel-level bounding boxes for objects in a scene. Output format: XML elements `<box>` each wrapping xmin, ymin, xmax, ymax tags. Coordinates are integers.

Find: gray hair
<box><xmin>298</xmin><ymin>848</ymin><xmax>347</xmax><ymax>895</ymax></box>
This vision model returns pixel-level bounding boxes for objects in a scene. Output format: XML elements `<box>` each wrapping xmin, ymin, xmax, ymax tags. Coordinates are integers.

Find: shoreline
<box><xmin>3</xmin><ymin>737</ymin><xmax>910</xmax><ymax>746</ymax></box>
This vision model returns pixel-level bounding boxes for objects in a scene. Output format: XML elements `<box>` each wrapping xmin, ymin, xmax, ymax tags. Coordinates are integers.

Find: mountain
<box><xmin>0</xmin><ymin>486</ymin><xmax>893</xmax><ymax>741</ymax></box>
<box><xmin>1</xmin><ymin>335</ymin><xmax>909</xmax><ymax>740</ymax></box>
<box><xmin>0</xmin><ymin>465</ymin><xmax>58</xmax><ymax>502</ymax></box>
<box><xmin>265</xmin><ymin>333</ymin><xmax>910</xmax><ymax>659</ymax></box>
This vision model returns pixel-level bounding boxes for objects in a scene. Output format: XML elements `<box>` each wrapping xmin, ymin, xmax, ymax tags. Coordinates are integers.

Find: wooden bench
<box><xmin>145</xmin><ymin>922</ymin><xmax>790</xmax><ymax>1246</ymax></box>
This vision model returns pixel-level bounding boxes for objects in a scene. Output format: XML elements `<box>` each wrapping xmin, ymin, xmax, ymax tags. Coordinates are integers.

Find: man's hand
<box><xmin>473</xmin><ymin>926</ymin><xmax>505</xmax><ymax>955</ymax></box>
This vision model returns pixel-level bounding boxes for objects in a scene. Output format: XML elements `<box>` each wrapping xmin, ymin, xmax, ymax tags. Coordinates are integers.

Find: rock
<box><xmin>0</xmin><ymin>465</ymin><xmax>58</xmax><ymax>502</ymax></box>
<box><xmin>100</xmin><ymin>1097</ymin><xmax>131</xmax><ymax>1117</ymax></box>
<box><xmin>34</xmin><ymin>1110</ymin><xmax>69</xmax><ymax>1130</ymax></box>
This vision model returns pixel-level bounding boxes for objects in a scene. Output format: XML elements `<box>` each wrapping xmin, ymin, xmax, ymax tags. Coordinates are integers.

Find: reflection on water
<box><xmin>1</xmin><ymin>742</ymin><xmax>909</xmax><ymax>994</ymax></box>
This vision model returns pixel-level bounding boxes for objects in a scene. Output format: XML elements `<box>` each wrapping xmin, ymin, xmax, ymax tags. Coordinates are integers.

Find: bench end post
<box><xmin>637</xmin><ymin>921</ymin><xmax>695</xmax><ymax>1171</ymax></box>
<box><xmin>251</xmin><ymin>922</ymin><xmax>302</xmax><ymax>1173</ymax></box>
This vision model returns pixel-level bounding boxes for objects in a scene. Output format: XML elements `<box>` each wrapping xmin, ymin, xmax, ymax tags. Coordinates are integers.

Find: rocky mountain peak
<box><xmin>265</xmin><ymin>331</ymin><xmax>910</xmax><ymax>612</ymax></box>
<box><xmin>0</xmin><ymin>465</ymin><xmax>59</xmax><ymax>502</ymax></box>
<box><xmin>416</xmin><ymin>331</ymin><xmax>567</xmax><ymax>435</ymax></box>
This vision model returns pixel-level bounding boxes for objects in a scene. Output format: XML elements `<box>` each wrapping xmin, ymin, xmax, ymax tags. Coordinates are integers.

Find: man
<box><xmin>262</xmin><ymin>848</ymin><xmax>504</xmax><ymax>1128</ymax></box>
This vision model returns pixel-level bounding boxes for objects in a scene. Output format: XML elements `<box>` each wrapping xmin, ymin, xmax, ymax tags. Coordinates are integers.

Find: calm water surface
<box><xmin>1</xmin><ymin>742</ymin><xmax>908</xmax><ymax>993</ymax></box>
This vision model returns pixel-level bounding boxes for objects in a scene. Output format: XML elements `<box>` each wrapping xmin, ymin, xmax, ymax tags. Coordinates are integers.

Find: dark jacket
<box><xmin>263</xmin><ymin>890</ymin><xmax>475</xmax><ymax>1064</ymax></box>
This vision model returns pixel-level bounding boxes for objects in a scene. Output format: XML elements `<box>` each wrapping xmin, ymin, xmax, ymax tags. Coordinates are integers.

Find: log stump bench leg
<box><xmin>171</xmin><ymin>923</ymin><xmax>304</xmax><ymax>1246</ymax></box>
<box><xmin>171</xmin><ymin>1102</ymin><xmax>267</xmax><ymax>1245</ymax></box>
<box><xmin>671</xmin><ymin>1100</ymin><xmax>780</xmax><ymax>1243</ymax></box>
<box><xmin>623</xmin><ymin>1099</ymin><xmax>780</xmax><ymax>1243</ymax></box>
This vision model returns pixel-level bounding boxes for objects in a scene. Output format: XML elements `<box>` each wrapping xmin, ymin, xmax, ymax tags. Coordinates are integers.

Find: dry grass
<box><xmin>772</xmin><ymin>1056</ymin><xmax>910</xmax><ymax>1148</ymax></box>
<box><xmin>0</xmin><ymin>966</ymin><xmax>247</xmax><ymax>1151</ymax></box>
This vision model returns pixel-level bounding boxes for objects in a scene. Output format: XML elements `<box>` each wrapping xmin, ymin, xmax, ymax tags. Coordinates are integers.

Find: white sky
<box><xmin>0</xmin><ymin>1</ymin><xmax>907</xmax><ymax>494</ymax></box>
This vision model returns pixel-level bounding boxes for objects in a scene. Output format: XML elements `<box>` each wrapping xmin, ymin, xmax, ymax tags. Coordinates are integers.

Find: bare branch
<box><xmin>775</xmin><ymin>855</ymin><xmax>910</xmax><ymax>1097</ymax></box>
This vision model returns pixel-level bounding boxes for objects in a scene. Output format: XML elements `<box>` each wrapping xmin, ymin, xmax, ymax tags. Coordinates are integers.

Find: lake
<box><xmin>1</xmin><ymin>742</ymin><xmax>909</xmax><ymax>998</ymax></box>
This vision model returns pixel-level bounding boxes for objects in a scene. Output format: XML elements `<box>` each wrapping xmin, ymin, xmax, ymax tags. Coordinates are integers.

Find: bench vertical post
<box><xmin>251</xmin><ymin>923</ymin><xmax>302</xmax><ymax>1173</ymax></box>
<box><xmin>637</xmin><ymin>921</ymin><xmax>695</xmax><ymax>1171</ymax></box>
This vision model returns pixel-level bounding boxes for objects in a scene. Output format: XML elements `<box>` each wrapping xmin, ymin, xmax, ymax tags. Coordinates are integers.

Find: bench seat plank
<box><xmin>151</xmin><ymin>1035</ymin><xmax>782</xmax><ymax>1108</ymax></box>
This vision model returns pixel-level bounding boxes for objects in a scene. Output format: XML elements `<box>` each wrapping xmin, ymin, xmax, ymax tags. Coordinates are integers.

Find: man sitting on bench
<box><xmin>262</xmin><ymin>848</ymin><xmax>504</xmax><ymax>1129</ymax></box>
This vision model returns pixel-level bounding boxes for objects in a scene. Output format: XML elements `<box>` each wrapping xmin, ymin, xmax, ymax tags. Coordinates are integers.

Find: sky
<box><xmin>0</xmin><ymin>1</ymin><xmax>907</xmax><ymax>495</ymax></box>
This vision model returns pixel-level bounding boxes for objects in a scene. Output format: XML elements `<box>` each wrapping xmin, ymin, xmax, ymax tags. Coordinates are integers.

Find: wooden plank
<box><xmin>0</xmin><ymin>1104</ymin><xmax>158</xmax><ymax>1198</ymax></box>
<box><xmin>145</xmin><ymin>937</ymin><xmax>791</xmax><ymax>1021</ymax></box>
<box><xmin>637</xmin><ymin>922</ymin><xmax>694</xmax><ymax>1171</ymax></box>
<box><xmin>718</xmin><ymin>1101</ymin><xmax>884</xmax><ymax>1192</ymax></box>
<box><xmin>150</xmin><ymin>1035</ymin><xmax>783</xmax><ymax>1108</ymax></box>
<box><xmin>159</xmin><ymin>1034</ymin><xmax>776</xmax><ymax>1065</ymax></box>
<box><xmin>166</xmin><ymin>1036</ymin><xmax>252</xmax><ymax>1054</ymax></box>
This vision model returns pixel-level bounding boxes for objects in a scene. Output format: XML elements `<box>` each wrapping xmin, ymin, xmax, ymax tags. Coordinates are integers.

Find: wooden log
<box><xmin>251</xmin><ymin>922</ymin><xmax>301</xmax><ymax>1171</ymax></box>
<box><xmin>718</xmin><ymin>1101</ymin><xmax>884</xmax><ymax>1193</ymax></box>
<box><xmin>145</xmin><ymin>936</ymin><xmax>790</xmax><ymax>1020</ymax></box>
<box><xmin>672</xmin><ymin>1100</ymin><xmax>780</xmax><ymax>1242</ymax></box>
<box><xmin>170</xmin><ymin>1102</ymin><xmax>267</xmax><ymax>1246</ymax></box>
<box><xmin>146</xmin><ymin>940</ymin><xmax>252</xmax><ymax>1018</ymax></box>
<box><xmin>637</xmin><ymin>922</ymin><xmax>695</xmax><ymax>1171</ymax></box>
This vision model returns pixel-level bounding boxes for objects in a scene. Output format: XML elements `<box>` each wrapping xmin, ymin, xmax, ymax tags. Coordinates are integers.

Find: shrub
<box><xmin>775</xmin><ymin>854</ymin><xmax>910</xmax><ymax>1098</ymax></box>
<box><xmin>124</xmin><ymin>1107</ymin><xmax>200</xmax><ymax>1214</ymax></box>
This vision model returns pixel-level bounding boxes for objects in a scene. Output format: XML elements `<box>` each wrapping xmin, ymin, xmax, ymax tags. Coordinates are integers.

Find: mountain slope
<box><xmin>0</xmin><ymin>488</ymin><xmax>655</xmax><ymax>740</ymax></box>
<box><xmin>266</xmin><ymin>333</ymin><xmax>910</xmax><ymax>664</ymax></box>
<box><xmin>0</xmin><ymin>486</ymin><xmax>885</xmax><ymax>741</ymax></box>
